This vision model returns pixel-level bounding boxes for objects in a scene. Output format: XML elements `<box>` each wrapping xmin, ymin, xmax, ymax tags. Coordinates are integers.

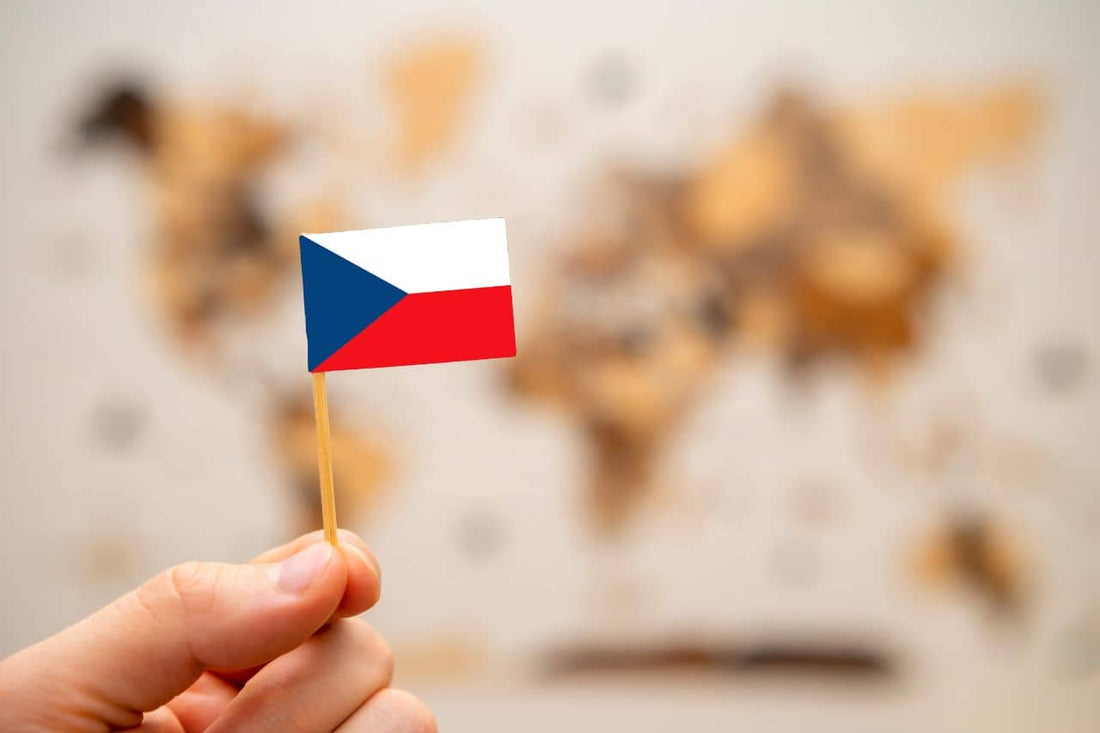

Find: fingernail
<box><xmin>344</xmin><ymin>543</ymin><xmax>382</xmax><ymax>585</ymax></box>
<box><xmin>267</xmin><ymin>542</ymin><xmax>334</xmax><ymax>594</ymax></box>
<box><xmin>336</xmin><ymin>530</ymin><xmax>381</xmax><ymax>582</ymax></box>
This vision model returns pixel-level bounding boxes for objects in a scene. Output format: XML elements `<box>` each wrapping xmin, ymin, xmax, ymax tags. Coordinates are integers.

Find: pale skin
<box><xmin>0</xmin><ymin>530</ymin><xmax>436</xmax><ymax>732</ymax></box>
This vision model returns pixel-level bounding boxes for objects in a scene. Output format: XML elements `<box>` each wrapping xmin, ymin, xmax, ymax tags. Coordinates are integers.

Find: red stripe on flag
<box><xmin>314</xmin><ymin>285</ymin><xmax>516</xmax><ymax>371</ymax></box>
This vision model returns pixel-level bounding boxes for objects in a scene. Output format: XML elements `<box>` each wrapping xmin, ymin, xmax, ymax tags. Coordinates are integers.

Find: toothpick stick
<box><xmin>311</xmin><ymin>371</ymin><xmax>338</xmax><ymax>545</ymax></box>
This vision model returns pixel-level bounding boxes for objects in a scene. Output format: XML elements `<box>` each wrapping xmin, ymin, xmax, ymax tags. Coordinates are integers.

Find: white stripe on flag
<box><xmin>305</xmin><ymin>218</ymin><xmax>510</xmax><ymax>294</ymax></box>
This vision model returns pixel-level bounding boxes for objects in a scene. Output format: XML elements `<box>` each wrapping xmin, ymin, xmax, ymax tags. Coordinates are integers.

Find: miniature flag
<box><xmin>300</xmin><ymin>218</ymin><xmax>516</xmax><ymax>371</ymax></box>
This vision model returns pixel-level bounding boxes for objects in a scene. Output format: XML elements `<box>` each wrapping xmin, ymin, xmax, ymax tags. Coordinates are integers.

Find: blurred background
<box><xmin>1</xmin><ymin>1</ymin><xmax>1098</xmax><ymax>730</ymax></box>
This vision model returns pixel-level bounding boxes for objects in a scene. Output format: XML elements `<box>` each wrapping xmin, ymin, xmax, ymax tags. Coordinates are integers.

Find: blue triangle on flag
<box><xmin>300</xmin><ymin>235</ymin><xmax>407</xmax><ymax>371</ymax></box>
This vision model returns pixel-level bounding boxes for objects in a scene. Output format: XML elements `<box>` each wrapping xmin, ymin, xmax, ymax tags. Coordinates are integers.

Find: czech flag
<box><xmin>300</xmin><ymin>218</ymin><xmax>516</xmax><ymax>372</ymax></box>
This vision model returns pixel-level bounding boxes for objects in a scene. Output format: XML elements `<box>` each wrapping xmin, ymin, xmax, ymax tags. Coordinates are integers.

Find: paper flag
<box><xmin>300</xmin><ymin>218</ymin><xmax>516</xmax><ymax>371</ymax></box>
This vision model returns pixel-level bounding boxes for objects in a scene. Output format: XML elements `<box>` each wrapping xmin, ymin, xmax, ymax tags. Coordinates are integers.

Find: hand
<box><xmin>0</xmin><ymin>530</ymin><xmax>435</xmax><ymax>732</ymax></box>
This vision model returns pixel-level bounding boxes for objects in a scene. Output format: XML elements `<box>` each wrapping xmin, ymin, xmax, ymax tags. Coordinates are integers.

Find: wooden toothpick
<box><xmin>311</xmin><ymin>371</ymin><xmax>338</xmax><ymax>545</ymax></box>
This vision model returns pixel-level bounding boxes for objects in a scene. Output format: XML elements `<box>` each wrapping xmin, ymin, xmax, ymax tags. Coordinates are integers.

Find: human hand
<box><xmin>0</xmin><ymin>530</ymin><xmax>435</xmax><ymax>732</ymax></box>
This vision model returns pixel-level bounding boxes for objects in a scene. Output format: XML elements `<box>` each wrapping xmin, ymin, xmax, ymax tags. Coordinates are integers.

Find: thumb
<box><xmin>0</xmin><ymin>541</ymin><xmax>347</xmax><ymax>729</ymax></box>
